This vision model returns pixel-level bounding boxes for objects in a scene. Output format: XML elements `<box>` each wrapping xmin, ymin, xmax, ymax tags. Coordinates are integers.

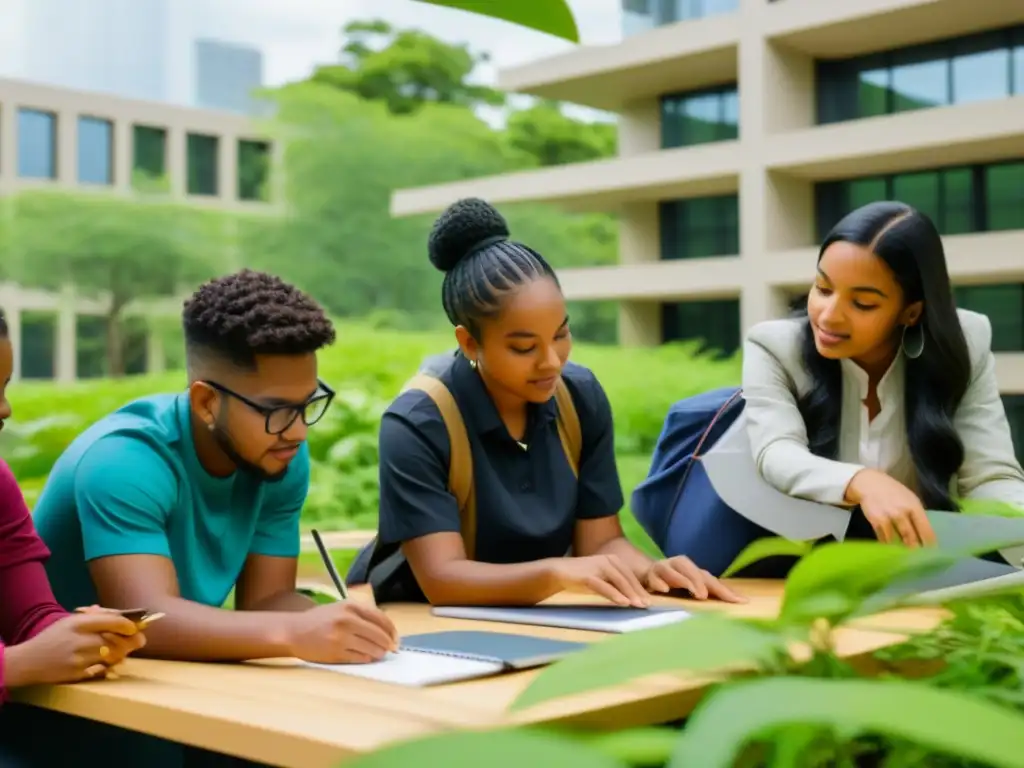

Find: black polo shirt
<box><xmin>371</xmin><ymin>352</ymin><xmax>624</xmax><ymax>603</ymax></box>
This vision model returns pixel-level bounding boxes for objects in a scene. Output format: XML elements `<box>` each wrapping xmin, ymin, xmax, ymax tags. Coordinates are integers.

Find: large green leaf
<box><xmin>778</xmin><ymin>537</ymin><xmax>1024</xmax><ymax>626</ymax></box>
<box><xmin>779</xmin><ymin>542</ymin><xmax>956</xmax><ymax>626</ymax></box>
<box><xmin>579</xmin><ymin>728</ymin><xmax>680</xmax><ymax>765</ymax></box>
<box><xmin>722</xmin><ymin>536</ymin><xmax>814</xmax><ymax>578</ymax></box>
<box><xmin>414</xmin><ymin>0</ymin><xmax>580</xmax><ymax>42</ymax></box>
<box><xmin>342</xmin><ymin>728</ymin><xmax>624</xmax><ymax>768</ymax></box>
<box><xmin>669</xmin><ymin>677</ymin><xmax>1024</xmax><ymax>767</ymax></box>
<box><xmin>511</xmin><ymin>614</ymin><xmax>786</xmax><ymax>712</ymax></box>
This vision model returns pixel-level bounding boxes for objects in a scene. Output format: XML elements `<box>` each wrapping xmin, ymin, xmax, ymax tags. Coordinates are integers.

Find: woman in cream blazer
<box><xmin>743</xmin><ymin>201</ymin><xmax>1024</xmax><ymax>549</ymax></box>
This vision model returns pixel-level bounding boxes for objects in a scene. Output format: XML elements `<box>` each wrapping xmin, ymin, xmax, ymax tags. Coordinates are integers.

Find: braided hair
<box><xmin>429</xmin><ymin>198</ymin><xmax>560</xmax><ymax>338</ymax></box>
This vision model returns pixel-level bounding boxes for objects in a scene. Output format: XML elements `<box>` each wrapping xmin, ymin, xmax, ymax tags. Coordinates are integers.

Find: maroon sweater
<box><xmin>0</xmin><ymin>459</ymin><xmax>67</xmax><ymax>702</ymax></box>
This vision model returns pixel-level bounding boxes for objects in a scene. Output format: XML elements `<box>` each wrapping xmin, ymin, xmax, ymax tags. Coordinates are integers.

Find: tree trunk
<box><xmin>105</xmin><ymin>310</ymin><xmax>125</xmax><ymax>378</ymax></box>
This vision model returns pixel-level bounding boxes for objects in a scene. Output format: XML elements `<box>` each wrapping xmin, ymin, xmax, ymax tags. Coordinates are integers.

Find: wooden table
<box><xmin>11</xmin><ymin>580</ymin><xmax>948</xmax><ymax>768</ymax></box>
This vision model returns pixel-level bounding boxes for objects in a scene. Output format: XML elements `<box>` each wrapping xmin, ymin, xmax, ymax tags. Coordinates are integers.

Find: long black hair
<box><xmin>797</xmin><ymin>201</ymin><xmax>971</xmax><ymax>511</ymax></box>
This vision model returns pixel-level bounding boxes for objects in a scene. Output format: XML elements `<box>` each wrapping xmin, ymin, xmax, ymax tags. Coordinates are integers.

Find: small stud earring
<box><xmin>469</xmin><ymin>359</ymin><xmax>478</xmax><ymax>370</ymax></box>
<box><xmin>207</xmin><ymin>422</ymin><xmax>216</xmax><ymax>431</ymax></box>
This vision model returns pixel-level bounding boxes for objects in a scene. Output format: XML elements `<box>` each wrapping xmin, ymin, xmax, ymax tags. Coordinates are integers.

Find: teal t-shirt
<box><xmin>34</xmin><ymin>392</ymin><xmax>309</xmax><ymax>612</ymax></box>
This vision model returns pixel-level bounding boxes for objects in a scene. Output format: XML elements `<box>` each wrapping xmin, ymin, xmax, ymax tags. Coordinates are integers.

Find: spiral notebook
<box><xmin>305</xmin><ymin>630</ymin><xmax>586</xmax><ymax>687</ymax></box>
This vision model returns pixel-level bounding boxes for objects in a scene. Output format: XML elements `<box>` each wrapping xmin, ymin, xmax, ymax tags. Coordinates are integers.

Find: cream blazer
<box><xmin>742</xmin><ymin>308</ymin><xmax>1024</xmax><ymax>509</ymax></box>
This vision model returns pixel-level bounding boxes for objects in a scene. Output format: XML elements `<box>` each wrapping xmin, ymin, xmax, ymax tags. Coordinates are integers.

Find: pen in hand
<box><xmin>310</xmin><ymin>529</ymin><xmax>400</xmax><ymax>655</ymax></box>
<box><xmin>310</xmin><ymin>529</ymin><xmax>349</xmax><ymax>600</ymax></box>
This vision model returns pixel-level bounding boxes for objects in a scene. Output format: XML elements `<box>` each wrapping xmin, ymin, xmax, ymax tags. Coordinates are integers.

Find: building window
<box><xmin>17</xmin><ymin>108</ymin><xmax>57</xmax><ymax>179</ymax></box>
<box><xmin>814</xmin><ymin>160</ymin><xmax>1024</xmax><ymax>240</ymax></box>
<box><xmin>955</xmin><ymin>284</ymin><xmax>1024</xmax><ymax>352</ymax></box>
<box><xmin>660</xmin><ymin>195</ymin><xmax>739</xmax><ymax>260</ymax></box>
<box><xmin>187</xmin><ymin>132</ymin><xmax>219</xmax><ymax>196</ymax></box>
<box><xmin>1001</xmin><ymin>395</ymin><xmax>1024</xmax><ymax>465</ymax></box>
<box><xmin>622</xmin><ymin>0</ymin><xmax>738</xmax><ymax>36</ymax></box>
<box><xmin>132</xmin><ymin>125</ymin><xmax>167</xmax><ymax>186</ymax></box>
<box><xmin>662</xmin><ymin>299</ymin><xmax>740</xmax><ymax>357</ymax></box>
<box><xmin>77</xmin><ymin>116</ymin><xmax>113</xmax><ymax>185</ymax></box>
<box><xmin>20</xmin><ymin>312</ymin><xmax>56</xmax><ymax>379</ymax></box>
<box><xmin>986</xmin><ymin>162</ymin><xmax>1024</xmax><ymax>231</ymax></box>
<box><xmin>817</xmin><ymin>25</ymin><xmax>1024</xmax><ymax>124</ymax></box>
<box><xmin>661</xmin><ymin>86</ymin><xmax>738</xmax><ymax>149</ymax></box>
<box><xmin>787</xmin><ymin>292</ymin><xmax>809</xmax><ymax>315</ymax></box>
<box><xmin>237</xmin><ymin>139</ymin><xmax>270</xmax><ymax>201</ymax></box>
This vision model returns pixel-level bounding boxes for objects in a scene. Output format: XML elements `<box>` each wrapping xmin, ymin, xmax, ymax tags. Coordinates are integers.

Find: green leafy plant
<box><xmin>342</xmin><ymin>534</ymin><xmax>1024</xmax><ymax>768</ymax></box>
<box><xmin>415</xmin><ymin>0</ymin><xmax>580</xmax><ymax>43</ymax></box>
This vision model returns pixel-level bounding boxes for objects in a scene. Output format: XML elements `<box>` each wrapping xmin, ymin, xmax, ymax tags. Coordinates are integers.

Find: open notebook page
<box><xmin>304</xmin><ymin>650</ymin><xmax>503</xmax><ymax>687</ymax></box>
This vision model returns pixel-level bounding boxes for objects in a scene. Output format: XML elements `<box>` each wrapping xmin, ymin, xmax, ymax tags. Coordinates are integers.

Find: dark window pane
<box><xmin>817</xmin><ymin>156</ymin><xmax>1024</xmax><ymax>242</ymax></box>
<box><xmin>1001</xmin><ymin>395</ymin><xmax>1024</xmax><ymax>465</ymax></box>
<box><xmin>940</xmin><ymin>167</ymin><xmax>975</xmax><ymax>234</ymax></box>
<box><xmin>123</xmin><ymin>317</ymin><xmax>149</xmax><ymax>376</ymax></box>
<box><xmin>660</xmin><ymin>195</ymin><xmax>739</xmax><ymax>260</ymax></box>
<box><xmin>986</xmin><ymin>162</ymin><xmax>1024</xmax><ymax>231</ymax></box>
<box><xmin>661</xmin><ymin>86</ymin><xmax>739</xmax><ymax>149</ymax></box>
<box><xmin>20</xmin><ymin>312</ymin><xmax>55</xmax><ymax>379</ymax></box>
<box><xmin>77</xmin><ymin>117</ymin><xmax>113</xmax><ymax>185</ymax></box>
<box><xmin>858</xmin><ymin>68</ymin><xmax>891</xmax><ymax>117</ymax></box>
<box><xmin>17</xmin><ymin>109</ymin><xmax>57</xmax><ymax>179</ymax></box>
<box><xmin>892</xmin><ymin>171</ymin><xmax>940</xmax><ymax>225</ymax></box>
<box><xmin>187</xmin><ymin>133</ymin><xmax>219</xmax><ymax>196</ymax></box>
<box><xmin>955</xmin><ymin>284</ymin><xmax>1024</xmax><ymax>352</ymax></box>
<box><xmin>661</xmin><ymin>299</ymin><xmax>740</xmax><ymax>358</ymax></box>
<box><xmin>720</xmin><ymin>90</ymin><xmax>739</xmax><ymax>139</ymax></box>
<box><xmin>237</xmin><ymin>139</ymin><xmax>271</xmax><ymax>201</ymax></box>
<box><xmin>848</xmin><ymin>178</ymin><xmax>887</xmax><ymax>211</ymax></box>
<box><xmin>132</xmin><ymin>125</ymin><xmax>166</xmax><ymax>185</ymax></box>
<box><xmin>75</xmin><ymin>316</ymin><xmax>107</xmax><ymax>379</ymax></box>
<box><xmin>814</xmin><ymin>177</ymin><xmax>886</xmax><ymax>240</ymax></box>
<box><xmin>1013</xmin><ymin>44</ymin><xmax>1024</xmax><ymax>94</ymax></box>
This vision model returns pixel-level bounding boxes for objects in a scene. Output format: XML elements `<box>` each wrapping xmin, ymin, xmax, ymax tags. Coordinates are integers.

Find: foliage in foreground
<box><xmin>346</xmin><ymin>537</ymin><xmax>1024</xmax><ymax>768</ymax></box>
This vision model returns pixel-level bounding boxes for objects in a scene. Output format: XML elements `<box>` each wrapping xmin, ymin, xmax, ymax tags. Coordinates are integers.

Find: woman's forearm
<box><xmin>419</xmin><ymin>558</ymin><xmax>565</xmax><ymax>606</ymax></box>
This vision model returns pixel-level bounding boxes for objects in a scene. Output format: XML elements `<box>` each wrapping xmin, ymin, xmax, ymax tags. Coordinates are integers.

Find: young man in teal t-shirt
<box><xmin>31</xmin><ymin>270</ymin><xmax>396</xmax><ymax>765</ymax></box>
<box><xmin>36</xmin><ymin>269</ymin><xmax>396</xmax><ymax>662</ymax></box>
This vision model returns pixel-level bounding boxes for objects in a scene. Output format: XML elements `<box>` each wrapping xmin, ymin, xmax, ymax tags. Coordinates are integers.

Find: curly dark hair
<box><xmin>182</xmin><ymin>269</ymin><xmax>335</xmax><ymax>369</ymax></box>
<box><xmin>429</xmin><ymin>197</ymin><xmax>559</xmax><ymax>338</ymax></box>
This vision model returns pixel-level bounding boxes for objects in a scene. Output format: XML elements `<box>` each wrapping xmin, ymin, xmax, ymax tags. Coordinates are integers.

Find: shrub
<box><xmin>1</xmin><ymin>323</ymin><xmax>740</xmax><ymax>536</ymax></box>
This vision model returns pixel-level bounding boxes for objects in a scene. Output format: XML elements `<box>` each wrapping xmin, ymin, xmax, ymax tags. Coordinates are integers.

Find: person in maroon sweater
<box><xmin>0</xmin><ymin>310</ymin><xmax>147</xmax><ymax>763</ymax></box>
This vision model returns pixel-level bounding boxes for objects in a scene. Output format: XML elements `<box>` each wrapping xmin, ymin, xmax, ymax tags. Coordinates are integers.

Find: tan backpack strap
<box><xmin>402</xmin><ymin>374</ymin><xmax>477</xmax><ymax>559</ymax></box>
<box><xmin>553</xmin><ymin>378</ymin><xmax>582</xmax><ymax>477</ymax></box>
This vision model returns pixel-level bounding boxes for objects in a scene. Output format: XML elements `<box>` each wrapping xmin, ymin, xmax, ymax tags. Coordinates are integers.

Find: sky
<box><xmin>0</xmin><ymin>0</ymin><xmax>622</xmax><ymax>123</ymax></box>
<box><xmin>201</xmin><ymin>0</ymin><xmax>623</xmax><ymax>121</ymax></box>
<box><xmin>203</xmin><ymin>0</ymin><xmax>622</xmax><ymax>86</ymax></box>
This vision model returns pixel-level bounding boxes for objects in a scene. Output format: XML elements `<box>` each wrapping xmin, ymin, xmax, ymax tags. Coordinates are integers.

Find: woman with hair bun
<box><xmin>367</xmin><ymin>198</ymin><xmax>745</xmax><ymax>607</ymax></box>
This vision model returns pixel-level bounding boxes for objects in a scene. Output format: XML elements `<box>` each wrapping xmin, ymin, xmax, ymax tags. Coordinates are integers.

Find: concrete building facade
<box><xmin>390</xmin><ymin>0</ymin><xmax>1024</xmax><ymax>450</ymax></box>
<box><xmin>0</xmin><ymin>76</ymin><xmax>277</xmax><ymax>382</ymax></box>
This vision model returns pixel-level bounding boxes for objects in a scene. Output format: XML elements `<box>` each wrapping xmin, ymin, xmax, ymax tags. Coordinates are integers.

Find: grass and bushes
<box><xmin>4</xmin><ymin>323</ymin><xmax>727</xmax><ymax>554</ymax></box>
<box><xmin>6</xmin><ymin>323</ymin><xmax>1024</xmax><ymax>766</ymax></box>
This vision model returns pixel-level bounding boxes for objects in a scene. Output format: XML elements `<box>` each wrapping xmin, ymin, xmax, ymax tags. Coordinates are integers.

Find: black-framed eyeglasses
<box><xmin>204</xmin><ymin>379</ymin><xmax>336</xmax><ymax>435</ymax></box>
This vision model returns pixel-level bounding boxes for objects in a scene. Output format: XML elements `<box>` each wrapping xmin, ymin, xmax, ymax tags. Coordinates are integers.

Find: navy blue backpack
<box><xmin>631</xmin><ymin>387</ymin><xmax>786</xmax><ymax>578</ymax></box>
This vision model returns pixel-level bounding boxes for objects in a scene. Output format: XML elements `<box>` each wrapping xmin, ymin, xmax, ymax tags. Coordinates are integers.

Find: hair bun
<box><xmin>428</xmin><ymin>198</ymin><xmax>510</xmax><ymax>272</ymax></box>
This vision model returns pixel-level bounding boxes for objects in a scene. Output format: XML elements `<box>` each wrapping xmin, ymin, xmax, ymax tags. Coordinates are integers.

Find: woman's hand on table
<box><xmin>642</xmin><ymin>557</ymin><xmax>748</xmax><ymax>603</ymax></box>
<box><xmin>3</xmin><ymin>611</ymin><xmax>146</xmax><ymax>688</ymax></box>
